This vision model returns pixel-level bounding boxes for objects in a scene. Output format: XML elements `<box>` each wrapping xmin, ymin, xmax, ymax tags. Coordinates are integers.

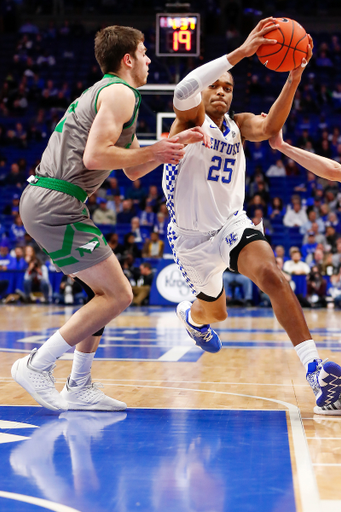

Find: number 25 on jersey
<box><xmin>207</xmin><ymin>156</ymin><xmax>235</xmax><ymax>184</ymax></box>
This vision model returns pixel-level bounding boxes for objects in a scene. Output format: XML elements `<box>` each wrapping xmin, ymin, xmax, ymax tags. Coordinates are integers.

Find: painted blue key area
<box><xmin>0</xmin><ymin>407</ymin><xmax>295</xmax><ymax>512</ymax></box>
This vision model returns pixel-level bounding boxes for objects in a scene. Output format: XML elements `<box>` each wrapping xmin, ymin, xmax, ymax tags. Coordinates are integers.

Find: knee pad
<box><xmin>74</xmin><ymin>277</ymin><xmax>105</xmax><ymax>337</ymax></box>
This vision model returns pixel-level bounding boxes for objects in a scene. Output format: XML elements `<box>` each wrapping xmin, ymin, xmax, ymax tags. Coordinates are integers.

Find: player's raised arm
<box><xmin>235</xmin><ymin>36</ymin><xmax>313</xmax><ymax>142</ymax></box>
<box><xmin>269</xmin><ymin>130</ymin><xmax>341</xmax><ymax>181</ymax></box>
<box><xmin>171</xmin><ymin>17</ymin><xmax>279</xmax><ymax>132</ymax></box>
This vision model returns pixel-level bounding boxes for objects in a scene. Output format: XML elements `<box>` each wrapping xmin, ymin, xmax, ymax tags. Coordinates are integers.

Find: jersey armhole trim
<box><xmin>94</xmin><ymin>77</ymin><xmax>142</xmax><ymax>124</ymax></box>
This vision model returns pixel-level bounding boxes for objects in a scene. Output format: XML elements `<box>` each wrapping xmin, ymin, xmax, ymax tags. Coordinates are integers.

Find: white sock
<box><xmin>31</xmin><ymin>330</ymin><xmax>72</xmax><ymax>370</ymax></box>
<box><xmin>188</xmin><ymin>310</ymin><xmax>204</xmax><ymax>328</ymax></box>
<box><xmin>294</xmin><ymin>339</ymin><xmax>320</xmax><ymax>372</ymax></box>
<box><xmin>70</xmin><ymin>349</ymin><xmax>95</xmax><ymax>387</ymax></box>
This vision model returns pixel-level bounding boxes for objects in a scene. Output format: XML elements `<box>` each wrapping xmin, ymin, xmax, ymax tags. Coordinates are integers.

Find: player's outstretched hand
<box><xmin>175</xmin><ymin>126</ymin><xmax>211</xmax><ymax>148</ymax></box>
<box><xmin>290</xmin><ymin>34</ymin><xmax>313</xmax><ymax>81</ymax></box>
<box><xmin>268</xmin><ymin>129</ymin><xmax>285</xmax><ymax>151</ymax></box>
<box><xmin>239</xmin><ymin>17</ymin><xmax>279</xmax><ymax>58</ymax></box>
<box><xmin>151</xmin><ymin>138</ymin><xmax>185</xmax><ymax>165</ymax></box>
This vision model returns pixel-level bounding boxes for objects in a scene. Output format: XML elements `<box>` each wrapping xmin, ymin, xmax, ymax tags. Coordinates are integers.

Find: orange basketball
<box><xmin>256</xmin><ymin>17</ymin><xmax>309</xmax><ymax>72</ymax></box>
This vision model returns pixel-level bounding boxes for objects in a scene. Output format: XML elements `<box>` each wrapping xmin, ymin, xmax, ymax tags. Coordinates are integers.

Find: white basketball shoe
<box><xmin>11</xmin><ymin>348</ymin><xmax>68</xmax><ymax>411</ymax></box>
<box><xmin>60</xmin><ymin>376</ymin><xmax>127</xmax><ymax>411</ymax></box>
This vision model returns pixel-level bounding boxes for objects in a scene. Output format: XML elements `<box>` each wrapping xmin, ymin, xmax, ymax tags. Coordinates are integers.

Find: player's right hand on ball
<box><xmin>152</xmin><ymin>138</ymin><xmax>185</xmax><ymax>164</ymax></box>
<box><xmin>240</xmin><ymin>17</ymin><xmax>279</xmax><ymax>58</ymax></box>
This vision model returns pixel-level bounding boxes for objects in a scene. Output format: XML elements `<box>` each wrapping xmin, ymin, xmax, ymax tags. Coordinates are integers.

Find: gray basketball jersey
<box><xmin>36</xmin><ymin>74</ymin><xmax>141</xmax><ymax>195</ymax></box>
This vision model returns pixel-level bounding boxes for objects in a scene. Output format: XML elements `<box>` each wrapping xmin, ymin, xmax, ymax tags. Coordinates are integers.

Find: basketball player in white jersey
<box><xmin>163</xmin><ymin>17</ymin><xmax>341</xmax><ymax>410</ymax></box>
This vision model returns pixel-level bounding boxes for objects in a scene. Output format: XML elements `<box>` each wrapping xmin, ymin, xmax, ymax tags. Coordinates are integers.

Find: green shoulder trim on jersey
<box><xmin>94</xmin><ymin>75</ymin><xmax>141</xmax><ymax>129</ymax></box>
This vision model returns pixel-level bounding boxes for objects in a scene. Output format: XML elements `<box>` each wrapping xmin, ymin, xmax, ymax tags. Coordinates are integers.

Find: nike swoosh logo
<box><xmin>210</xmin><ymin>124</ymin><xmax>217</xmax><ymax>129</ymax></box>
<box><xmin>246</xmin><ymin>234</ymin><xmax>257</xmax><ymax>239</ymax></box>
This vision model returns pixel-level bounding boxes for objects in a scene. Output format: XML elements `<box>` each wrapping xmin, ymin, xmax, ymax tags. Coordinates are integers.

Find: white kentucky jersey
<box><xmin>163</xmin><ymin>113</ymin><xmax>246</xmax><ymax>232</ymax></box>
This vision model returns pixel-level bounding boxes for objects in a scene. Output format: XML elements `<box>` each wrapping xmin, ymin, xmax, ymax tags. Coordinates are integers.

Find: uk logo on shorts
<box><xmin>225</xmin><ymin>232</ymin><xmax>238</xmax><ymax>246</ymax></box>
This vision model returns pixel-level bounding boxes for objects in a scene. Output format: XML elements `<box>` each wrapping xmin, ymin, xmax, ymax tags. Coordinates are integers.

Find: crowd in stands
<box><xmin>1</xmin><ymin>20</ymin><xmax>341</xmax><ymax>307</ymax></box>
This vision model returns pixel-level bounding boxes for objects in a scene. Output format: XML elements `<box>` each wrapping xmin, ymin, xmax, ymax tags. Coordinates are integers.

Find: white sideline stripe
<box><xmin>313</xmin><ymin>463</ymin><xmax>341</xmax><ymax>466</ymax></box>
<box><xmin>158</xmin><ymin>346</ymin><xmax>193</xmax><ymax>361</ymax></box>
<box><xmin>0</xmin><ymin>420</ymin><xmax>38</xmax><ymax>429</ymax></box>
<box><xmin>0</xmin><ymin>491</ymin><xmax>81</xmax><ymax>512</ymax></box>
<box><xmin>0</xmin><ymin>433</ymin><xmax>29</xmax><ymax>444</ymax></box>
<box><xmin>321</xmin><ymin>501</ymin><xmax>341</xmax><ymax>512</ymax></box>
<box><xmin>307</xmin><ymin>437</ymin><xmax>341</xmax><ymax>440</ymax></box>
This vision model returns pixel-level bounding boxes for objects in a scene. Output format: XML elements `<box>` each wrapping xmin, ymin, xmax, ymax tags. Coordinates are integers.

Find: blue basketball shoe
<box><xmin>306</xmin><ymin>359</ymin><xmax>341</xmax><ymax>407</ymax></box>
<box><xmin>176</xmin><ymin>301</ymin><xmax>222</xmax><ymax>353</ymax></box>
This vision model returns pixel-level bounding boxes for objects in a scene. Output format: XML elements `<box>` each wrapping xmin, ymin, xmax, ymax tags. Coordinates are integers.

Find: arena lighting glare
<box><xmin>156</xmin><ymin>13</ymin><xmax>200</xmax><ymax>57</ymax></box>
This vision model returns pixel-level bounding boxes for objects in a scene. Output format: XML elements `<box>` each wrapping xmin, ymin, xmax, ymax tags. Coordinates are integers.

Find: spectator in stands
<box><xmin>6</xmin><ymin>162</ymin><xmax>26</xmax><ymax>188</ymax></box>
<box><xmin>329</xmin><ymin>271</ymin><xmax>341</xmax><ymax>308</ymax></box>
<box><xmin>317</xmin><ymin>84</ymin><xmax>332</xmax><ymax>111</ymax></box>
<box><xmin>283</xmin><ymin>196</ymin><xmax>308</xmax><ymax>228</ymax></box>
<box><xmin>247</xmin><ymin>193</ymin><xmax>267</xmax><ymax>219</ymax></box>
<box><xmin>139</xmin><ymin>204</ymin><xmax>156</xmax><ymax>228</ymax></box>
<box><xmin>300</xmin><ymin>209</ymin><xmax>325</xmax><ymax>235</ymax></box>
<box><xmin>105</xmin><ymin>176</ymin><xmax>120</xmax><ymax>197</ymax></box>
<box><xmin>36</xmin><ymin>49</ymin><xmax>56</xmax><ymax>67</ymax></box>
<box><xmin>294</xmin><ymin>170</ymin><xmax>319</xmax><ymax>198</ymax></box>
<box><xmin>303</xmin><ymin>221</ymin><xmax>326</xmax><ymax>246</ymax></box>
<box><xmin>130</xmin><ymin>217</ymin><xmax>149</xmax><ymax>245</ymax></box>
<box><xmin>301</xmin><ymin>232</ymin><xmax>318</xmax><ymax>262</ymax></box>
<box><xmin>145</xmin><ymin>185</ymin><xmax>161</xmax><ymax>213</ymax></box>
<box><xmin>332</xmin><ymin>83</ymin><xmax>341</xmax><ymax>112</ymax></box>
<box><xmin>126</xmin><ymin>178</ymin><xmax>146</xmax><ymax>207</ymax></box>
<box><xmin>3</xmin><ymin>193</ymin><xmax>20</xmax><ymax>215</ymax></box>
<box><xmin>319</xmin><ymin>203</ymin><xmax>330</xmax><ymax>222</ymax></box>
<box><xmin>23</xmin><ymin>257</ymin><xmax>50</xmax><ymax>303</ymax></box>
<box><xmin>223</xmin><ymin>269</ymin><xmax>253</xmax><ymax>307</ymax></box>
<box><xmin>285</xmin><ymin>158</ymin><xmax>300</xmax><ymax>176</ymax></box>
<box><xmin>306</xmin><ymin>246</ymin><xmax>325</xmax><ymax>269</ymax></box>
<box><xmin>71</xmin><ymin>80</ymin><xmax>84</xmax><ymax>101</ymax></box>
<box><xmin>307</xmin><ymin>265</ymin><xmax>327</xmax><ymax>307</ymax></box>
<box><xmin>116</xmin><ymin>199</ymin><xmax>136</xmax><ymax>224</ymax></box>
<box><xmin>131</xmin><ymin>262</ymin><xmax>154</xmax><ymax>306</ymax></box>
<box><xmin>283</xmin><ymin>248</ymin><xmax>310</xmax><ymax>275</ymax></box>
<box><xmin>9</xmin><ymin>214</ymin><xmax>26</xmax><ymax>246</ymax></box>
<box><xmin>321</xmin><ymin>252</ymin><xmax>335</xmax><ymax>278</ymax></box>
<box><xmin>274</xmin><ymin>245</ymin><xmax>287</xmax><ymax>261</ymax></box>
<box><xmin>122</xmin><ymin>232</ymin><xmax>141</xmax><ymax>259</ymax></box>
<box><xmin>8</xmin><ymin>245</ymin><xmax>27</xmax><ymax>270</ymax></box>
<box><xmin>266</xmin><ymin>159</ymin><xmax>286</xmax><ymax>177</ymax></box>
<box><xmin>19</xmin><ymin>19</ymin><xmax>39</xmax><ymax>35</ymax></box>
<box><xmin>332</xmin><ymin>238</ymin><xmax>341</xmax><ymax>269</ymax></box>
<box><xmin>24</xmin><ymin>244</ymin><xmax>37</xmax><ymax>264</ymax></box>
<box><xmin>154</xmin><ymin>212</ymin><xmax>169</xmax><ymax>240</ymax></box>
<box><xmin>121</xmin><ymin>253</ymin><xmax>137</xmax><ymax>284</ymax></box>
<box><xmin>107</xmin><ymin>232</ymin><xmax>124</xmax><ymax>261</ymax></box>
<box><xmin>253</xmin><ymin>207</ymin><xmax>272</xmax><ymax>241</ymax></box>
<box><xmin>142</xmin><ymin>232</ymin><xmax>164</xmax><ymax>259</ymax></box>
<box><xmin>268</xmin><ymin>196</ymin><xmax>285</xmax><ymax>221</ymax></box>
<box><xmin>8</xmin><ymin>83</ymin><xmax>29</xmax><ymax>113</ymax></box>
<box><xmin>92</xmin><ymin>197</ymin><xmax>116</xmax><ymax>225</ymax></box>
<box><xmin>86</xmin><ymin>194</ymin><xmax>98</xmax><ymax>217</ymax></box>
<box><xmin>0</xmin><ymin>243</ymin><xmax>11</xmax><ymax>270</ymax></box>
<box><xmin>325</xmin><ymin>225</ymin><xmax>338</xmax><ymax>253</ymax></box>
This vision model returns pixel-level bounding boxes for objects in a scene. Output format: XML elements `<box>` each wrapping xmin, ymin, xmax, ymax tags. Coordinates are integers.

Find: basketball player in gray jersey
<box><xmin>11</xmin><ymin>25</ymin><xmax>209</xmax><ymax>412</ymax></box>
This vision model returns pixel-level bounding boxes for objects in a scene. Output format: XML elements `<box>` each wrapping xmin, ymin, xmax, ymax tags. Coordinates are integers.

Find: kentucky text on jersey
<box><xmin>205</xmin><ymin>139</ymin><xmax>241</xmax><ymax>155</ymax></box>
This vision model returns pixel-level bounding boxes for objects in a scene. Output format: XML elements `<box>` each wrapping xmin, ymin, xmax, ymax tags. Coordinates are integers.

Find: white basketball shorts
<box><xmin>167</xmin><ymin>210</ymin><xmax>265</xmax><ymax>299</ymax></box>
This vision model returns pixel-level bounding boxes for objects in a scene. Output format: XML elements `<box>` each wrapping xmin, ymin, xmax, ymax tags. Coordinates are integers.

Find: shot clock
<box><xmin>156</xmin><ymin>13</ymin><xmax>200</xmax><ymax>57</ymax></box>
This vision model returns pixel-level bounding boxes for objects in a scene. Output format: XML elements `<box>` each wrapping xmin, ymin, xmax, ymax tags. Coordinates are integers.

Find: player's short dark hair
<box><xmin>95</xmin><ymin>25</ymin><xmax>144</xmax><ymax>74</ymax></box>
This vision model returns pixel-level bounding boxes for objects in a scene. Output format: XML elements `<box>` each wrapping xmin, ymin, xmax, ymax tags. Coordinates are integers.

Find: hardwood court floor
<box><xmin>0</xmin><ymin>304</ymin><xmax>340</xmax><ymax>512</ymax></box>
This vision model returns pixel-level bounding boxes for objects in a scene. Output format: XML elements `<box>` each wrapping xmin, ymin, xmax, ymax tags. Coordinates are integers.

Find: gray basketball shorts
<box><xmin>20</xmin><ymin>186</ymin><xmax>113</xmax><ymax>274</ymax></box>
<box><xmin>167</xmin><ymin>211</ymin><xmax>265</xmax><ymax>298</ymax></box>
